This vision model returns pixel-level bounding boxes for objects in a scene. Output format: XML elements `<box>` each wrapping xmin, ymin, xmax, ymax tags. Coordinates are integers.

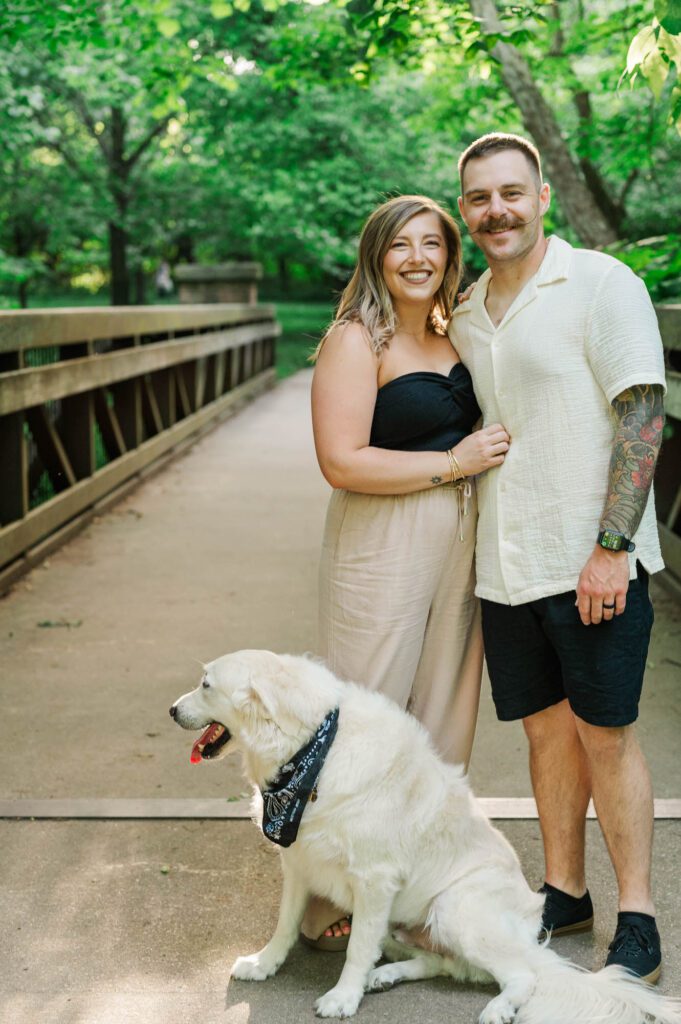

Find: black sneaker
<box><xmin>539</xmin><ymin>882</ymin><xmax>594</xmax><ymax>938</ymax></box>
<box><xmin>605</xmin><ymin>912</ymin><xmax>661</xmax><ymax>984</ymax></box>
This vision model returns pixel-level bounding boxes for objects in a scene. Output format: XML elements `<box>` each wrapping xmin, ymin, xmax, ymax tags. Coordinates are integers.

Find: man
<box><xmin>450</xmin><ymin>132</ymin><xmax>667</xmax><ymax>982</ymax></box>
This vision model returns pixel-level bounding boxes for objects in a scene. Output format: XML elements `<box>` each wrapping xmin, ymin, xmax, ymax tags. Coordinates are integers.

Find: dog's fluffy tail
<box><xmin>517</xmin><ymin>946</ymin><xmax>681</xmax><ymax>1024</ymax></box>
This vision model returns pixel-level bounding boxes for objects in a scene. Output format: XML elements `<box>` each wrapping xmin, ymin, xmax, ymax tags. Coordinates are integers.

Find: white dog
<box><xmin>170</xmin><ymin>650</ymin><xmax>681</xmax><ymax>1024</ymax></box>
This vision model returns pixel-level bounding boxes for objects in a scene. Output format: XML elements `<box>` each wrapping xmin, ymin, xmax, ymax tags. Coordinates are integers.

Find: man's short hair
<box><xmin>458</xmin><ymin>133</ymin><xmax>542</xmax><ymax>188</ymax></box>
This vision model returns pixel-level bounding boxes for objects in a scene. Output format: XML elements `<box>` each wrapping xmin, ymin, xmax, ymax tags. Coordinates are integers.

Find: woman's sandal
<box><xmin>300</xmin><ymin>916</ymin><xmax>352</xmax><ymax>952</ymax></box>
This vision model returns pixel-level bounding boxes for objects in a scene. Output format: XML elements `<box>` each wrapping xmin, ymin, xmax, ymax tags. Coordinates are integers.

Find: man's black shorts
<box><xmin>481</xmin><ymin>566</ymin><xmax>654</xmax><ymax>727</ymax></box>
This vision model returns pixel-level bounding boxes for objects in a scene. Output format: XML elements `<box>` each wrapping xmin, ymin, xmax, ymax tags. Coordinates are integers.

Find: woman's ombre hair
<box><xmin>316</xmin><ymin>195</ymin><xmax>463</xmax><ymax>357</ymax></box>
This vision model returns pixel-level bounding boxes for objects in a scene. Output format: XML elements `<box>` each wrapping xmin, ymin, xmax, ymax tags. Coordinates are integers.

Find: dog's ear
<box><xmin>229</xmin><ymin>651</ymin><xmax>284</xmax><ymax>722</ymax></box>
<box><xmin>231</xmin><ymin>679</ymin><xmax>275</xmax><ymax>720</ymax></box>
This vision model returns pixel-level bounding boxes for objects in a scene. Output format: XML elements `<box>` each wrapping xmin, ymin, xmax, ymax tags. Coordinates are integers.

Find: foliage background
<box><xmin>0</xmin><ymin>0</ymin><xmax>680</xmax><ymax>314</ymax></box>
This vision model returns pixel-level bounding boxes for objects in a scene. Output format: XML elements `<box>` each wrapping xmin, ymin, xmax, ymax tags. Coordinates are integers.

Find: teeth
<box><xmin>403</xmin><ymin>272</ymin><xmax>430</xmax><ymax>280</ymax></box>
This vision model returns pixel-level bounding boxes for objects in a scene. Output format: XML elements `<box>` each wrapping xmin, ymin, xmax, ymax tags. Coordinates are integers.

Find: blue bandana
<box><xmin>260</xmin><ymin>707</ymin><xmax>339</xmax><ymax>848</ymax></box>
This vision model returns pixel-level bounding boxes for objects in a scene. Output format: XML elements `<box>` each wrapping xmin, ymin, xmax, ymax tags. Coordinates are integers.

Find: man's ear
<box><xmin>539</xmin><ymin>181</ymin><xmax>551</xmax><ymax>215</ymax></box>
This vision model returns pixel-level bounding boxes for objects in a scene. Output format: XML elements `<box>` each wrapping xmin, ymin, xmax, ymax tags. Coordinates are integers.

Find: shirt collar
<box><xmin>535</xmin><ymin>235</ymin><xmax>572</xmax><ymax>286</ymax></box>
<box><xmin>452</xmin><ymin>235</ymin><xmax>572</xmax><ymax>332</ymax></box>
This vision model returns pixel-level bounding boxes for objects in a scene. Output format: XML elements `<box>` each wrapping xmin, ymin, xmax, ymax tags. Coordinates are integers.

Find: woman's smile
<box><xmin>400</xmin><ymin>270</ymin><xmax>433</xmax><ymax>283</ymax></box>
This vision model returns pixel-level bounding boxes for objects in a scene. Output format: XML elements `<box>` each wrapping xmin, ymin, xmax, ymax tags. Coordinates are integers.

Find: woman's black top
<box><xmin>369</xmin><ymin>363</ymin><xmax>481</xmax><ymax>452</ymax></box>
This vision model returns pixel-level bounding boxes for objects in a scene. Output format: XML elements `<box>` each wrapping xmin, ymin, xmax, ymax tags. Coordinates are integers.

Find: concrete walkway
<box><xmin>1</xmin><ymin>370</ymin><xmax>680</xmax><ymax>1023</ymax></box>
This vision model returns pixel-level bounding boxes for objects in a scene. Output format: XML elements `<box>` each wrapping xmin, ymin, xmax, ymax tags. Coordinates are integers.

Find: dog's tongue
<box><xmin>190</xmin><ymin>722</ymin><xmax>225</xmax><ymax>764</ymax></box>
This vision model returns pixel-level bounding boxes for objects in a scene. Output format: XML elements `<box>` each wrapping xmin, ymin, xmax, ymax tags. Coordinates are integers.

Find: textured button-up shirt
<box><xmin>449</xmin><ymin>236</ymin><xmax>666</xmax><ymax>605</ymax></box>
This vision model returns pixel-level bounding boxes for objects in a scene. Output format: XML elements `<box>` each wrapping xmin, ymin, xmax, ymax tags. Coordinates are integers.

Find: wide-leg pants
<box><xmin>318</xmin><ymin>481</ymin><xmax>483</xmax><ymax>768</ymax></box>
<box><xmin>303</xmin><ymin>482</ymin><xmax>484</xmax><ymax>940</ymax></box>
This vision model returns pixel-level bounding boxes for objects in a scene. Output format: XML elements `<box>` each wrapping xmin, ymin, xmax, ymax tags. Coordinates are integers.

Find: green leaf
<box><xmin>156</xmin><ymin>16</ymin><xmax>181</xmax><ymax>37</ymax></box>
<box><xmin>210</xmin><ymin>1</ymin><xmax>233</xmax><ymax>16</ymax></box>
<box><xmin>654</xmin><ymin>0</ymin><xmax>681</xmax><ymax>35</ymax></box>
<box><xmin>627</xmin><ymin>25</ymin><xmax>658</xmax><ymax>74</ymax></box>
<box><xmin>642</xmin><ymin>46</ymin><xmax>669</xmax><ymax>99</ymax></box>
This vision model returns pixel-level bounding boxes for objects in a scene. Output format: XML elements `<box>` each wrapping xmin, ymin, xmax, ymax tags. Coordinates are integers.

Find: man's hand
<box><xmin>457</xmin><ymin>282</ymin><xmax>476</xmax><ymax>304</ymax></box>
<box><xmin>575</xmin><ymin>546</ymin><xmax>630</xmax><ymax>625</ymax></box>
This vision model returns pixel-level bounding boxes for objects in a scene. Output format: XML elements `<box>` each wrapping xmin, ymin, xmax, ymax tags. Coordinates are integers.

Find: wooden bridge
<box><xmin>0</xmin><ymin>306</ymin><xmax>679</xmax><ymax>1022</ymax></box>
<box><xmin>0</xmin><ymin>303</ymin><xmax>278</xmax><ymax>592</ymax></box>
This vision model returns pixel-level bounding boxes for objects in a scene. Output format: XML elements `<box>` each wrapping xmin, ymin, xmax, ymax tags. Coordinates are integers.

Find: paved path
<box><xmin>1</xmin><ymin>370</ymin><xmax>680</xmax><ymax>1022</ymax></box>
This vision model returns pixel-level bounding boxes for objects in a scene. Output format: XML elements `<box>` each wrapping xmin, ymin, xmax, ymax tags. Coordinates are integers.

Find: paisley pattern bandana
<box><xmin>260</xmin><ymin>706</ymin><xmax>339</xmax><ymax>848</ymax></box>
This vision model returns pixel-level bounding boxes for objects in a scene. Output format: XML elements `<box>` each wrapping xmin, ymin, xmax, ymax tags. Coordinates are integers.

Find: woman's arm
<box><xmin>311</xmin><ymin>323</ymin><xmax>508</xmax><ymax>495</ymax></box>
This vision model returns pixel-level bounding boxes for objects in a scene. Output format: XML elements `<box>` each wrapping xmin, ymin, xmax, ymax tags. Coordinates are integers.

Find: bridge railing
<box><xmin>0</xmin><ymin>304</ymin><xmax>278</xmax><ymax>588</ymax></box>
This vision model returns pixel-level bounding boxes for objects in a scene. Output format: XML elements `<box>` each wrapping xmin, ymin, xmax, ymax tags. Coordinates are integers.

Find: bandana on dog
<box><xmin>260</xmin><ymin>706</ymin><xmax>339</xmax><ymax>848</ymax></box>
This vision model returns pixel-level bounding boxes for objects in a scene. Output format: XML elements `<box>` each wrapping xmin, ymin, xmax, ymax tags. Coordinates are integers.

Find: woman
<box><xmin>305</xmin><ymin>195</ymin><xmax>509</xmax><ymax>948</ymax></box>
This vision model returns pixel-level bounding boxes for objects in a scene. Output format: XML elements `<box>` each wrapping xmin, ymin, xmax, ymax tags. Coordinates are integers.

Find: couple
<box><xmin>307</xmin><ymin>133</ymin><xmax>667</xmax><ymax>983</ymax></box>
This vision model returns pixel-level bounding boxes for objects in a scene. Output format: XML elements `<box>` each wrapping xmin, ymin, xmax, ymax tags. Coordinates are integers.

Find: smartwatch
<box><xmin>597</xmin><ymin>529</ymin><xmax>636</xmax><ymax>553</ymax></box>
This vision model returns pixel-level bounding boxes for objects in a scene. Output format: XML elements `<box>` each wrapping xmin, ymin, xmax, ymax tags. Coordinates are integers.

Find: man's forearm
<box><xmin>600</xmin><ymin>383</ymin><xmax>665</xmax><ymax>538</ymax></box>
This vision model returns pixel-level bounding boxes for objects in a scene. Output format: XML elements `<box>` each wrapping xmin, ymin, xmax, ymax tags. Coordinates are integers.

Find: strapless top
<box><xmin>370</xmin><ymin>362</ymin><xmax>481</xmax><ymax>451</ymax></box>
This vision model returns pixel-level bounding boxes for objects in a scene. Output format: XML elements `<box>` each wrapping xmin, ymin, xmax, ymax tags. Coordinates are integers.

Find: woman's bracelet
<box><xmin>446</xmin><ymin>448</ymin><xmax>465</xmax><ymax>483</ymax></box>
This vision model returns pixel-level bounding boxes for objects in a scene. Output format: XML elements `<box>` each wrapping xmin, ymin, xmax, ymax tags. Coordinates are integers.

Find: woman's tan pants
<box><xmin>319</xmin><ymin>482</ymin><xmax>483</xmax><ymax>765</ymax></box>
<box><xmin>302</xmin><ymin>482</ymin><xmax>483</xmax><ymax>940</ymax></box>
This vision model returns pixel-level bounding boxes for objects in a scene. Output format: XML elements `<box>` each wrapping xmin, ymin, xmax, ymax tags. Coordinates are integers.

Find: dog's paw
<box><xmin>314</xmin><ymin>986</ymin><xmax>362</xmax><ymax>1018</ymax></box>
<box><xmin>231</xmin><ymin>952</ymin><xmax>278</xmax><ymax>982</ymax></box>
<box><xmin>365</xmin><ymin>964</ymin><xmax>402</xmax><ymax>993</ymax></box>
<box><xmin>478</xmin><ymin>994</ymin><xmax>517</xmax><ymax>1024</ymax></box>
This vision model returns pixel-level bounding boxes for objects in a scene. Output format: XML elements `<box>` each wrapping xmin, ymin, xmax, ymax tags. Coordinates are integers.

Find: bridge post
<box><xmin>173</xmin><ymin>263</ymin><xmax>262</xmax><ymax>305</ymax></box>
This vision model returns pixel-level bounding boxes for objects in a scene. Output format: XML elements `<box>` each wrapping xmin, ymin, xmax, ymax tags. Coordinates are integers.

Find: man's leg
<box><xmin>539</xmin><ymin>574</ymin><xmax>660</xmax><ymax>979</ymax></box>
<box><xmin>523</xmin><ymin>699</ymin><xmax>591</xmax><ymax>898</ymax></box>
<box><xmin>574</xmin><ymin>718</ymin><xmax>655</xmax><ymax>914</ymax></box>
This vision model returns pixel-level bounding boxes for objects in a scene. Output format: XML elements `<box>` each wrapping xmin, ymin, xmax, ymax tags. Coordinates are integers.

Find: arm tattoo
<box><xmin>600</xmin><ymin>383</ymin><xmax>665</xmax><ymax>537</ymax></box>
<box><xmin>431</xmin><ymin>475</ymin><xmax>443</xmax><ymax>485</ymax></box>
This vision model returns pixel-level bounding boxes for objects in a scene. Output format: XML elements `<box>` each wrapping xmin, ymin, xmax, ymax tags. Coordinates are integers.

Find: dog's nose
<box><xmin>169</xmin><ymin>704</ymin><xmax>177</xmax><ymax>719</ymax></box>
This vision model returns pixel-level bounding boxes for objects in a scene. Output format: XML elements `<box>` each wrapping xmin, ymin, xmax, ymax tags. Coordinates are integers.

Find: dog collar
<box><xmin>260</xmin><ymin>706</ymin><xmax>339</xmax><ymax>848</ymax></box>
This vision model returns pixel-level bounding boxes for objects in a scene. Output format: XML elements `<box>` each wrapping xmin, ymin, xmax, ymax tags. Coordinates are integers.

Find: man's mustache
<box><xmin>468</xmin><ymin>211</ymin><xmax>540</xmax><ymax>236</ymax></box>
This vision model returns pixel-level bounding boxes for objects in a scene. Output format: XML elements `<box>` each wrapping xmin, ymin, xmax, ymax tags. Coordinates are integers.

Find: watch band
<box><xmin>597</xmin><ymin>529</ymin><xmax>636</xmax><ymax>553</ymax></box>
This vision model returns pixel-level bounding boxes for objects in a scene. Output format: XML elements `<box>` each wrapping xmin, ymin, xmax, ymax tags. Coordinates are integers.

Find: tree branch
<box><xmin>125</xmin><ymin>115</ymin><xmax>173</xmax><ymax>171</ymax></box>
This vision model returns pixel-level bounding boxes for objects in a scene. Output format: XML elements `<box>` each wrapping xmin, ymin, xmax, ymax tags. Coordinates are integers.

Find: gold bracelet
<box><xmin>446</xmin><ymin>449</ymin><xmax>465</xmax><ymax>483</ymax></box>
<box><xmin>446</xmin><ymin>448</ymin><xmax>456</xmax><ymax>483</ymax></box>
<box><xmin>450</xmin><ymin>453</ymin><xmax>465</xmax><ymax>481</ymax></box>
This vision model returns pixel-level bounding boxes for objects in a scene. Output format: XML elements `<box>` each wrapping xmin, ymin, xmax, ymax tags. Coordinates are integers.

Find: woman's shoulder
<box><xmin>318</xmin><ymin>320</ymin><xmax>378</xmax><ymax>365</ymax></box>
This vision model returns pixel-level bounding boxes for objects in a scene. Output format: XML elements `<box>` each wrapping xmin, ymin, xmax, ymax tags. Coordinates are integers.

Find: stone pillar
<box><xmin>174</xmin><ymin>263</ymin><xmax>262</xmax><ymax>305</ymax></box>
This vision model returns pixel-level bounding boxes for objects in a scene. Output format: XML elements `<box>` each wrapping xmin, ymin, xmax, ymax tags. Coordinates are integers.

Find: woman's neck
<box><xmin>392</xmin><ymin>299</ymin><xmax>432</xmax><ymax>345</ymax></box>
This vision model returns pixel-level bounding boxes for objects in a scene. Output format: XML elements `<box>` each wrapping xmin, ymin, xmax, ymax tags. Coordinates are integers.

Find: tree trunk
<box><xmin>108</xmin><ymin>106</ymin><xmax>131</xmax><ymax>305</ymax></box>
<box><xmin>133</xmin><ymin>267</ymin><xmax>146</xmax><ymax>304</ymax></box>
<box><xmin>277</xmin><ymin>256</ymin><xmax>289</xmax><ymax>293</ymax></box>
<box><xmin>175</xmin><ymin>233</ymin><xmax>194</xmax><ymax>263</ymax></box>
<box><xmin>468</xmin><ymin>0</ymin><xmax>619</xmax><ymax>248</ymax></box>
<box><xmin>109</xmin><ymin>220</ymin><xmax>129</xmax><ymax>305</ymax></box>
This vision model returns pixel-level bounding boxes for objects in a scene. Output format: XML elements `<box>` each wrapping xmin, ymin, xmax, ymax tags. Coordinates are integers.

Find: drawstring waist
<box><xmin>441</xmin><ymin>479</ymin><xmax>472</xmax><ymax>541</ymax></box>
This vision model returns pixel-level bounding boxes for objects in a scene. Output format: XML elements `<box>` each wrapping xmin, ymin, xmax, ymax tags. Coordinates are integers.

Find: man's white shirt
<box><xmin>449</xmin><ymin>235</ymin><xmax>666</xmax><ymax>605</ymax></box>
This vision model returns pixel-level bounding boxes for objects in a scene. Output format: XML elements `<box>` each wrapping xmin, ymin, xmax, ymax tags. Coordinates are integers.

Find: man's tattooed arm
<box><xmin>600</xmin><ymin>383</ymin><xmax>665</xmax><ymax>537</ymax></box>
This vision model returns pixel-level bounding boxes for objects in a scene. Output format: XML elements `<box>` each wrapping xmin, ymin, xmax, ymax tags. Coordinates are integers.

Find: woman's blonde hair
<box><xmin>315</xmin><ymin>195</ymin><xmax>463</xmax><ymax>358</ymax></box>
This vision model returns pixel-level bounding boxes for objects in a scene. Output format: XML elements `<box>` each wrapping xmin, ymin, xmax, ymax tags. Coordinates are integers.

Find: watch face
<box><xmin>600</xmin><ymin>530</ymin><xmax>622</xmax><ymax>550</ymax></box>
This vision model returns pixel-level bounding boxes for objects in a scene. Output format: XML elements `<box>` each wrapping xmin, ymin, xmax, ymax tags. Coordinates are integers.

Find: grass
<box><xmin>274</xmin><ymin>301</ymin><xmax>333</xmax><ymax>379</ymax></box>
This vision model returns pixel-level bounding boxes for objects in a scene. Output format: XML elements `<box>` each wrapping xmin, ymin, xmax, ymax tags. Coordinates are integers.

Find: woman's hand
<box><xmin>457</xmin><ymin>283</ymin><xmax>476</xmax><ymax>305</ymax></box>
<box><xmin>452</xmin><ymin>424</ymin><xmax>509</xmax><ymax>477</ymax></box>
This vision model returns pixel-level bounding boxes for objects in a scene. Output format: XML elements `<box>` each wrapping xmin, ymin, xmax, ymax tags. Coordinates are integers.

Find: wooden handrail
<box><xmin>0</xmin><ymin>303</ymin><xmax>279</xmax><ymax>587</ymax></box>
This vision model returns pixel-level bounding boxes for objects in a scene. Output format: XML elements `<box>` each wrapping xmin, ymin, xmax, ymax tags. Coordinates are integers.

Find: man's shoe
<box><xmin>605</xmin><ymin>912</ymin><xmax>661</xmax><ymax>984</ymax></box>
<box><xmin>539</xmin><ymin>882</ymin><xmax>594</xmax><ymax>938</ymax></box>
